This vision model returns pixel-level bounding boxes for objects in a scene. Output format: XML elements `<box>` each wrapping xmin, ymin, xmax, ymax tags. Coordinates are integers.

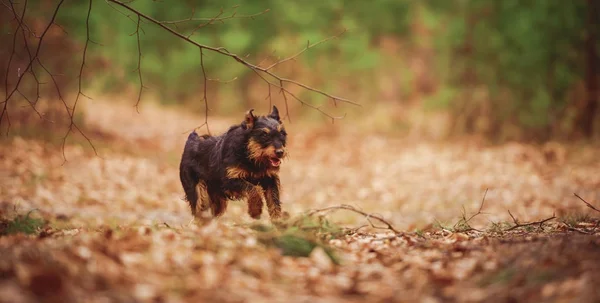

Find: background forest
<box><xmin>2</xmin><ymin>0</ymin><xmax>598</xmax><ymax>141</ymax></box>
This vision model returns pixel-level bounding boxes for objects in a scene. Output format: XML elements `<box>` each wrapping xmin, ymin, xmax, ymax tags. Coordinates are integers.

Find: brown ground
<box><xmin>0</xmin><ymin>100</ymin><xmax>599</xmax><ymax>303</ymax></box>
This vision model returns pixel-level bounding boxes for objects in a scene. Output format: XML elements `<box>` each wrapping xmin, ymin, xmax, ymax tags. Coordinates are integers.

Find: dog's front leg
<box><xmin>260</xmin><ymin>176</ymin><xmax>282</xmax><ymax>220</ymax></box>
<box><xmin>223</xmin><ymin>178</ymin><xmax>264</xmax><ymax>219</ymax></box>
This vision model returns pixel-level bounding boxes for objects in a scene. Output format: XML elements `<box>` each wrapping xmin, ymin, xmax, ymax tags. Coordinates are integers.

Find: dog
<box><xmin>179</xmin><ymin>106</ymin><xmax>287</xmax><ymax>221</ymax></box>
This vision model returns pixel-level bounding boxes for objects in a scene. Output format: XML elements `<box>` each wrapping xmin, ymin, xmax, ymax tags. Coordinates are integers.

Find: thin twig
<box><xmin>452</xmin><ymin>188</ymin><xmax>488</xmax><ymax>232</ymax></box>
<box><xmin>279</xmin><ymin>81</ymin><xmax>291</xmax><ymax>122</ymax></box>
<box><xmin>257</xmin><ymin>49</ymin><xmax>278</xmax><ymax>68</ymax></box>
<box><xmin>15</xmin><ymin>90</ymin><xmax>44</xmax><ymax>120</ymax></box>
<box><xmin>105</xmin><ymin>0</ymin><xmax>145</xmax><ymax>34</ymax></box>
<box><xmin>61</xmin><ymin>0</ymin><xmax>98</xmax><ymax>164</ymax></box>
<box><xmin>264</xmin><ymin>30</ymin><xmax>346</xmax><ymax>71</ymax></box>
<box><xmin>264</xmin><ymin>82</ymin><xmax>272</xmax><ymax>110</ymax></box>
<box><xmin>574</xmin><ymin>193</ymin><xmax>600</xmax><ymax>213</ymax></box>
<box><xmin>185</xmin><ymin>8</ymin><xmax>225</xmax><ymax>38</ymax></box>
<box><xmin>565</xmin><ymin>225</ymin><xmax>593</xmax><ymax>235</ymax></box>
<box><xmin>2</xmin><ymin>0</ymin><xmax>65</xmax><ymax>109</ymax></box>
<box><xmin>1</xmin><ymin>0</ymin><xmax>28</xmax><ymax>135</ymax></box>
<box><xmin>37</xmin><ymin>58</ymin><xmax>68</xmax><ymax>122</ymax></box>
<box><xmin>207</xmin><ymin>76</ymin><xmax>238</xmax><ymax>83</ymax></box>
<box><xmin>506</xmin><ymin>210</ymin><xmax>556</xmax><ymax>231</ymax></box>
<box><xmin>14</xmin><ymin>0</ymin><xmax>45</xmax><ymax>119</ymax></box>
<box><xmin>133</xmin><ymin>14</ymin><xmax>145</xmax><ymax>112</ymax></box>
<box><xmin>468</xmin><ymin>188</ymin><xmax>488</xmax><ymax>222</ymax></box>
<box><xmin>199</xmin><ymin>48</ymin><xmax>210</xmax><ymax>135</ymax></box>
<box><xmin>306</xmin><ymin>204</ymin><xmax>401</xmax><ymax>234</ymax></box>
<box><xmin>160</xmin><ymin>8</ymin><xmax>270</xmax><ymax>25</ymax></box>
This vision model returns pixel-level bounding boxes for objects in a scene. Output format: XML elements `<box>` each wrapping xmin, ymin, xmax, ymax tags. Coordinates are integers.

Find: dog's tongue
<box><xmin>269</xmin><ymin>158</ymin><xmax>281</xmax><ymax>167</ymax></box>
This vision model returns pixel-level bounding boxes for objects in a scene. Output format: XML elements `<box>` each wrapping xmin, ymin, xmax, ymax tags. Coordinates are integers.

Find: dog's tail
<box><xmin>185</xmin><ymin>131</ymin><xmax>199</xmax><ymax>146</ymax></box>
<box><xmin>185</xmin><ymin>131</ymin><xmax>211</xmax><ymax>145</ymax></box>
<box><xmin>180</xmin><ymin>131</ymin><xmax>213</xmax><ymax>216</ymax></box>
<box><xmin>180</xmin><ymin>131</ymin><xmax>201</xmax><ymax>214</ymax></box>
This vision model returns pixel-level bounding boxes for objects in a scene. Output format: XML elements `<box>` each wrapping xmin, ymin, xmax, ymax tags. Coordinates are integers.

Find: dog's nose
<box><xmin>275</xmin><ymin>149</ymin><xmax>284</xmax><ymax>158</ymax></box>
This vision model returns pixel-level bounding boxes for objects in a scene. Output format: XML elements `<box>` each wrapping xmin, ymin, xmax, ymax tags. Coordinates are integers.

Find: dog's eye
<box><xmin>261</xmin><ymin>132</ymin><xmax>269</xmax><ymax>138</ymax></box>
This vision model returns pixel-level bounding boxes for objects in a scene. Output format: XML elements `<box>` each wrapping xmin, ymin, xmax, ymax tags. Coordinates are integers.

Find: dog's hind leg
<box><xmin>180</xmin><ymin>167</ymin><xmax>199</xmax><ymax>216</ymax></box>
<box><xmin>194</xmin><ymin>181</ymin><xmax>211</xmax><ymax>218</ymax></box>
<box><xmin>207</xmin><ymin>188</ymin><xmax>228</xmax><ymax>218</ymax></box>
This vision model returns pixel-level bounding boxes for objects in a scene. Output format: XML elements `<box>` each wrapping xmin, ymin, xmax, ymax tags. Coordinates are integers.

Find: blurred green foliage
<box><xmin>7</xmin><ymin>0</ymin><xmax>599</xmax><ymax>139</ymax></box>
<box><xmin>427</xmin><ymin>0</ymin><xmax>597</xmax><ymax>139</ymax></box>
<box><xmin>45</xmin><ymin>0</ymin><xmax>411</xmax><ymax>103</ymax></box>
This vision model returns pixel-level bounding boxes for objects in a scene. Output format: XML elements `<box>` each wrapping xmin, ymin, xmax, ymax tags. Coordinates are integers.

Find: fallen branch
<box><xmin>563</xmin><ymin>225</ymin><xmax>593</xmax><ymax>235</ymax></box>
<box><xmin>506</xmin><ymin>210</ymin><xmax>556</xmax><ymax>231</ymax></box>
<box><xmin>574</xmin><ymin>193</ymin><xmax>600</xmax><ymax>213</ymax></box>
<box><xmin>305</xmin><ymin>204</ymin><xmax>400</xmax><ymax>234</ymax></box>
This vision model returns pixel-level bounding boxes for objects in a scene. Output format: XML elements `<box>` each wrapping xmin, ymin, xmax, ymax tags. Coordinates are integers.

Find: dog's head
<box><xmin>243</xmin><ymin>106</ymin><xmax>287</xmax><ymax>168</ymax></box>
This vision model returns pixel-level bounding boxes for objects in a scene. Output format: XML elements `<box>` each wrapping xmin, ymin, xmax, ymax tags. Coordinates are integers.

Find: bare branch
<box><xmin>466</xmin><ymin>188</ymin><xmax>488</xmax><ymax>223</ymax></box>
<box><xmin>207</xmin><ymin>76</ymin><xmax>238</xmax><ymax>83</ymax></box>
<box><xmin>574</xmin><ymin>193</ymin><xmax>600</xmax><ymax>213</ymax></box>
<box><xmin>105</xmin><ymin>0</ymin><xmax>358</xmax><ymax>120</ymax></box>
<box><xmin>264</xmin><ymin>30</ymin><xmax>346</xmax><ymax>71</ymax></box>
<box><xmin>2</xmin><ymin>0</ymin><xmax>66</xmax><ymax>131</ymax></box>
<box><xmin>133</xmin><ymin>14</ymin><xmax>144</xmax><ymax>113</ymax></box>
<box><xmin>279</xmin><ymin>81</ymin><xmax>291</xmax><ymax>123</ymax></box>
<box><xmin>36</xmin><ymin>58</ymin><xmax>68</xmax><ymax>117</ymax></box>
<box><xmin>264</xmin><ymin>82</ymin><xmax>272</xmax><ymax>109</ymax></box>
<box><xmin>559</xmin><ymin>222</ymin><xmax>594</xmax><ymax>235</ymax></box>
<box><xmin>2</xmin><ymin>0</ymin><xmax>39</xmax><ymax>38</ymax></box>
<box><xmin>0</xmin><ymin>0</ymin><xmax>11</xmax><ymax>11</ymax></box>
<box><xmin>257</xmin><ymin>49</ymin><xmax>278</xmax><ymax>68</ymax></box>
<box><xmin>305</xmin><ymin>204</ymin><xmax>401</xmax><ymax>234</ymax></box>
<box><xmin>1</xmin><ymin>0</ymin><xmax>28</xmax><ymax>134</ymax></box>
<box><xmin>285</xmin><ymin>89</ymin><xmax>347</xmax><ymax>124</ymax></box>
<box><xmin>15</xmin><ymin>90</ymin><xmax>44</xmax><ymax>120</ymax></box>
<box><xmin>61</xmin><ymin>0</ymin><xmax>98</xmax><ymax>164</ymax></box>
<box><xmin>452</xmin><ymin>188</ymin><xmax>488</xmax><ymax>232</ymax></box>
<box><xmin>247</xmin><ymin>67</ymin><xmax>344</xmax><ymax>124</ymax></box>
<box><xmin>17</xmin><ymin>19</ymin><xmax>43</xmax><ymax>112</ymax></box>
<box><xmin>105</xmin><ymin>0</ymin><xmax>146</xmax><ymax>35</ymax></box>
<box><xmin>4</xmin><ymin>0</ymin><xmax>354</xmax><ymax>150</ymax></box>
<box><xmin>186</xmin><ymin>8</ymin><xmax>224</xmax><ymax>38</ymax></box>
<box><xmin>199</xmin><ymin>49</ymin><xmax>210</xmax><ymax>135</ymax></box>
<box><xmin>506</xmin><ymin>210</ymin><xmax>556</xmax><ymax>231</ymax></box>
<box><xmin>160</xmin><ymin>7</ymin><xmax>270</xmax><ymax>25</ymax></box>
<box><xmin>52</xmin><ymin>22</ymin><xmax>68</xmax><ymax>35</ymax></box>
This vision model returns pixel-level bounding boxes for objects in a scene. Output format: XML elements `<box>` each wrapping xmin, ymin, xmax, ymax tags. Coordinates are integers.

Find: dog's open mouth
<box><xmin>269</xmin><ymin>158</ymin><xmax>281</xmax><ymax>167</ymax></box>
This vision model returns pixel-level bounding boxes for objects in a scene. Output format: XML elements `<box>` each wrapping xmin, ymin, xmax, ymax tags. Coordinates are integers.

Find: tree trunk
<box><xmin>580</xmin><ymin>0</ymin><xmax>599</xmax><ymax>138</ymax></box>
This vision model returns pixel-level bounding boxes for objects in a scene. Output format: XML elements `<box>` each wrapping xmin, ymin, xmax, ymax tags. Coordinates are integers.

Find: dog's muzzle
<box><xmin>269</xmin><ymin>149</ymin><xmax>285</xmax><ymax>167</ymax></box>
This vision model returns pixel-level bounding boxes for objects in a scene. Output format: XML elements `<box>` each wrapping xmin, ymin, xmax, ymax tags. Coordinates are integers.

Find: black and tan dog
<box><xmin>179</xmin><ymin>106</ymin><xmax>287</xmax><ymax>221</ymax></box>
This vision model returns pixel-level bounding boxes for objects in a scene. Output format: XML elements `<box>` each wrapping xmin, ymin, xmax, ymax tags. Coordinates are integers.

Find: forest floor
<box><xmin>1</xmin><ymin>100</ymin><xmax>599</xmax><ymax>303</ymax></box>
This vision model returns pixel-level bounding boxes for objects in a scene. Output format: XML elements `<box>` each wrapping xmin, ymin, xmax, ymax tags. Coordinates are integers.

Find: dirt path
<box><xmin>1</xmin><ymin>100</ymin><xmax>599</xmax><ymax>302</ymax></box>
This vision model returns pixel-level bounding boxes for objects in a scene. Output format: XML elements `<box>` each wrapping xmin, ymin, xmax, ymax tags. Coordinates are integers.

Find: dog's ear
<box><xmin>268</xmin><ymin>105</ymin><xmax>281</xmax><ymax>122</ymax></box>
<box><xmin>244</xmin><ymin>109</ymin><xmax>256</xmax><ymax>129</ymax></box>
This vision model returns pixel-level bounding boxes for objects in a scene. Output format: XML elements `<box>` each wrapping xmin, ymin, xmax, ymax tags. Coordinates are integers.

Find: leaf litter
<box><xmin>0</xmin><ymin>100</ymin><xmax>599</xmax><ymax>302</ymax></box>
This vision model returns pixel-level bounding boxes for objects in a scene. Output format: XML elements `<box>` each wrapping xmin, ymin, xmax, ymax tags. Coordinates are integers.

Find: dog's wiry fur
<box><xmin>179</xmin><ymin>106</ymin><xmax>288</xmax><ymax>220</ymax></box>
